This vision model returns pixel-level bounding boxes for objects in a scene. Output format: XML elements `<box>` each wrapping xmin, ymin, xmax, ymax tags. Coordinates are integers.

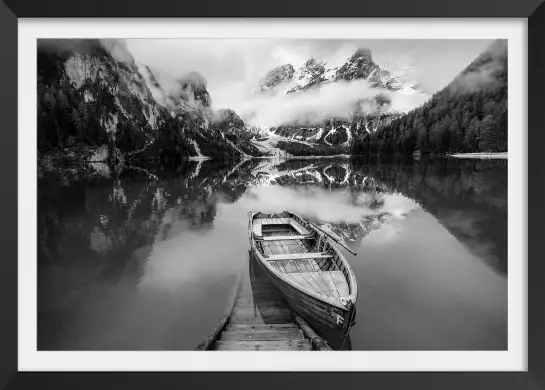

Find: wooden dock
<box><xmin>195</xmin><ymin>252</ymin><xmax>331</xmax><ymax>351</ymax></box>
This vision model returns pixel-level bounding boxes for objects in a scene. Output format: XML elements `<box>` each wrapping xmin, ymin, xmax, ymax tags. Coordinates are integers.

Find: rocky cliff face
<box><xmin>261</xmin><ymin>48</ymin><xmax>417</xmax><ymax>95</ymax></box>
<box><xmin>38</xmin><ymin>39</ymin><xmax>264</xmax><ymax>167</ymax></box>
<box><xmin>285</xmin><ymin>58</ymin><xmax>328</xmax><ymax>94</ymax></box>
<box><xmin>258</xmin><ymin>64</ymin><xmax>295</xmax><ymax>93</ymax></box>
<box><xmin>60</xmin><ymin>43</ymin><xmax>164</xmax><ymax>136</ymax></box>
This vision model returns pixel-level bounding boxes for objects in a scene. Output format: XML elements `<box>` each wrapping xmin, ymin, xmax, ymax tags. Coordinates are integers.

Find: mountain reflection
<box><xmin>39</xmin><ymin>156</ymin><xmax>507</xmax><ymax>280</ymax></box>
<box><xmin>37</xmin><ymin>156</ymin><xmax>507</xmax><ymax>350</ymax></box>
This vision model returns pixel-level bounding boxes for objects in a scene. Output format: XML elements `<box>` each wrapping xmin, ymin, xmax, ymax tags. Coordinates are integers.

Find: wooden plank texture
<box><xmin>220</xmin><ymin>329</ymin><xmax>304</xmax><ymax>341</ymax></box>
<box><xmin>206</xmin><ymin>241</ymin><xmax>350</xmax><ymax>350</ymax></box>
<box><xmin>229</xmin><ymin>317</ymin><xmax>294</xmax><ymax>325</ymax></box>
<box><xmin>215</xmin><ymin>340</ymin><xmax>311</xmax><ymax>351</ymax></box>
<box><xmin>234</xmin><ymin>299</ymin><xmax>287</xmax><ymax>307</ymax></box>
<box><xmin>258</xmin><ymin>235</ymin><xmax>310</xmax><ymax>241</ymax></box>
<box><xmin>322</xmin><ymin>271</ymin><xmax>350</xmax><ymax>297</ymax></box>
<box><xmin>265</xmin><ymin>253</ymin><xmax>333</xmax><ymax>261</ymax></box>
<box><xmin>226</xmin><ymin>324</ymin><xmax>297</xmax><ymax>331</ymax></box>
<box><xmin>290</xmin><ymin>220</ymin><xmax>311</xmax><ymax>235</ymax></box>
<box><xmin>231</xmin><ymin>306</ymin><xmax>292</xmax><ymax>318</ymax></box>
<box><xmin>252</xmin><ymin>223</ymin><xmax>262</xmax><ymax>237</ymax></box>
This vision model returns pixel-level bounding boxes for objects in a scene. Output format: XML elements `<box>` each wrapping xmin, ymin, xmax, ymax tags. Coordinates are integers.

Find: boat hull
<box><xmin>250</xmin><ymin>249</ymin><xmax>352</xmax><ymax>349</ymax></box>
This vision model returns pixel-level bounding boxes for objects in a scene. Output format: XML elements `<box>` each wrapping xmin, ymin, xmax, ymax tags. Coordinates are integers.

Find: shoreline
<box><xmin>188</xmin><ymin>156</ymin><xmax>212</xmax><ymax>161</ymax></box>
<box><xmin>449</xmin><ymin>152</ymin><xmax>508</xmax><ymax>160</ymax></box>
<box><xmin>248</xmin><ymin>154</ymin><xmax>351</xmax><ymax>160</ymax></box>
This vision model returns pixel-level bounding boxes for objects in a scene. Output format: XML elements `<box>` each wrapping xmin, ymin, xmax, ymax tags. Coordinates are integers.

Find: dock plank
<box><xmin>221</xmin><ymin>329</ymin><xmax>304</xmax><ymax>341</ymax></box>
<box><xmin>234</xmin><ymin>299</ymin><xmax>287</xmax><ymax>307</ymax></box>
<box><xmin>226</xmin><ymin>324</ymin><xmax>297</xmax><ymax>331</ymax></box>
<box><xmin>207</xmin><ymin>245</ymin><xmax>338</xmax><ymax>351</ymax></box>
<box><xmin>215</xmin><ymin>340</ymin><xmax>311</xmax><ymax>351</ymax></box>
<box><xmin>231</xmin><ymin>306</ymin><xmax>292</xmax><ymax>317</ymax></box>
<box><xmin>230</xmin><ymin>316</ymin><xmax>294</xmax><ymax>325</ymax></box>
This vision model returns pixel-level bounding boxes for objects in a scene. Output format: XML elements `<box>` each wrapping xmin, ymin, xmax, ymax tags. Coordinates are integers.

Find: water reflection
<box><xmin>38</xmin><ymin>156</ymin><xmax>507</xmax><ymax>350</ymax></box>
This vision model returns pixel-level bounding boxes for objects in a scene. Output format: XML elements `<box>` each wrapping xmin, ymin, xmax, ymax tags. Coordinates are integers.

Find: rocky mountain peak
<box><xmin>253</xmin><ymin>46</ymin><xmax>426</xmax><ymax>149</ymax></box>
<box><xmin>285</xmin><ymin>58</ymin><xmax>327</xmax><ymax>94</ymax></box>
<box><xmin>349</xmin><ymin>48</ymin><xmax>373</xmax><ymax>63</ymax></box>
<box><xmin>335</xmin><ymin>48</ymin><xmax>378</xmax><ymax>82</ymax></box>
<box><xmin>174</xmin><ymin>71</ymin><xmax>211</xmax><ymax>108</ymax></box>
<box><xmin>258</xmin><ymin>64</ymin><xmax>295</xmax><ymax>92</ymax></box>
<box><xmin>304</xmin><ymin>58</ymin><xmax>323</xmax><ymax>68</ymax></box>
<box><xmin>258</xmin><ymin>47</ymin><xmax>418</xmax><ymax>96</ymax></box>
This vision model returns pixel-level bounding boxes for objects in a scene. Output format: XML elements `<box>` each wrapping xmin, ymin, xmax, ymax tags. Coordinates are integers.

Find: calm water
<box><xmin>38</xmin><ymin>156</ymin><xmax>508</xmax><ymax>350</ymax></box>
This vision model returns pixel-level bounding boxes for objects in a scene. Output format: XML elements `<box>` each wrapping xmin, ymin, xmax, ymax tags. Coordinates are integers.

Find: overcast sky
<box><xmin>127</xmin><ymin>39</ymin><xmax>492</xmax><ymax>97</ymax></box>
<box><xmin>124</xmin><ymin>39</ymin><xmax>494</xmax><ymax>126</ymax></box>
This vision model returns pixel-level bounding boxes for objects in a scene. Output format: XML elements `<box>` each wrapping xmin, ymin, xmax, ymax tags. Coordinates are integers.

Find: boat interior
<box><xmin>252</xmin><ymin>215</ymin><xmax>351</xmax><ymax>299</ymax></box>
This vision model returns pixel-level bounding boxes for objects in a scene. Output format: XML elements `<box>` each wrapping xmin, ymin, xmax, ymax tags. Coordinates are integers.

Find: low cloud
<box><xmin>447</xmin><ymin>40</ymin><xmax>507</xmax><ymax>94</ymax></box>
<box><xmin>219</xmin><ymin>79</ymin><xmax>430</xmax><ymax>128</ymax></box>
<box><xmin>38</xmin><ymin>38</ymin><xmax>136</xmax><ymax>67</ymax></box>
<box><xmin>100</xmin><ymin>39</ymin><xmax>135</xmax><ymax>65</ymax></box>
<box><xmin>124</xmin><ymin>38</ymin><xmax>493</xmax><ymax>128</ymax></box>
<box><xmin>244</xmin><ymin>186</ymin><xmax>420</xmax><ymax>224</ymax></box>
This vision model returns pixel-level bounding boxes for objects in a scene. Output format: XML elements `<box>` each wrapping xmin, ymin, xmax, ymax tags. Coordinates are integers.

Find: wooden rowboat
<box><xmin>248</xmin><ymin>211</ymin><xmax>358</xmax><ymax>345</ymax></box>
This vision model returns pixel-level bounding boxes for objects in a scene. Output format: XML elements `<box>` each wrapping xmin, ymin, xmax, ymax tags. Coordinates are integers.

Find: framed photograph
<box><xmin>0</xmin><ymin>0</ymin><xmax>541</xmax><ymax>388</ymax></box>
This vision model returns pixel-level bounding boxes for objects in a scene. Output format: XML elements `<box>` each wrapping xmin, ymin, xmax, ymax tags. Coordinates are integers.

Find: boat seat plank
<box><xmin>258</xmin><ymin>218</ymin><xmax>310</xmax><ymax>233</ymax></box>
<box><xmin>258</xmin><ymin>235</ymin><xmax>311</xmax><ymax>241</ymax></box>
<box><xmin>260</xmin><ymin>218</ymin><xmax>281</xmax><ymax>225</ymax></box>
<box><xmin>290</xmin><ymin>220</ymin><xmax>311</xmax><ymax>236</ymax></box>
<box><xmin>253</xmin><ymin>222</ymin><xmax>262</xmax><ymax>237</ymax></box>
<box><xmin>265</xmin><ymin>253</ymin><xmax>333</xmax><ymax>261</ymax></box>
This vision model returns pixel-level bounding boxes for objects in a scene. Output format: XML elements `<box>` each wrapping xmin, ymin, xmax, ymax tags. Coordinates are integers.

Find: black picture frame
<box><xmin>0</xmin><ymin>0</ymin><xmax>541</xmax><ymax>389</ymax></box>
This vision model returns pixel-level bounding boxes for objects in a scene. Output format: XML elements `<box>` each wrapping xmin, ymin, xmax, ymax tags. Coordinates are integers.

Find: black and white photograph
<box><xmin>35</xmin><ymin>35</ymin><xmax>509</xmax><ymax>353</ymax></box>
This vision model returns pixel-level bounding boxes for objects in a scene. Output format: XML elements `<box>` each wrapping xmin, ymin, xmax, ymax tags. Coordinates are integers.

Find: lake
<box><xmin>37</xmin><ymin>156</ymin><xmax>508</xmax><ymax>350</ymax></box>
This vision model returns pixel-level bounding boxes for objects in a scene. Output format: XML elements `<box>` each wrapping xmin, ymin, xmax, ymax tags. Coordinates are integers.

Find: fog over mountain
<box><xmin>37</xmin><ymin>38</ymin><xmax>503</xmax><ymax>169</ymax></box>
<box><xmin>127</xmin><ymin>39</ymin><xmax>494</xmax><ymax>128</ymax></box>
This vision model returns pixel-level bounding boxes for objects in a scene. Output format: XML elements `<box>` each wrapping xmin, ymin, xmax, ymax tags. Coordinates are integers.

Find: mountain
<box><xmin>37</xmin><ymin>39</ymin><xmax>505</xmax><ymax>164</ymax></box>
<box><xmin>37</xmin><ymin>39</ymin><xmax>266</xmax><ymax>171</ymax></box>
<box><xmin>258</xmin><ymin>64</ymin><xmax>295</xmax><ymax>93</ymax></box>
<box><xmin>351</xmin><ymin>40</ymin><xmax>508</xmax><ymax>156</ymax></box>
<box><xmin>137</xmin><ymin>65</ymin><xmax>211</xmax><ymax>118</ymax></box>
<box><xmin>254</xmin><ymin>48</ymin><xmax>424</xmax><ymax>153</ymax></box>
<box><xmin>262</xmin><ymin>48</ymin><xmax>416</xmax><ymax>95</ymax></box>
<box><xmin>285</xmin><ymin>58</ymin><xmax>328</xmax><ymax>94</ymax></box>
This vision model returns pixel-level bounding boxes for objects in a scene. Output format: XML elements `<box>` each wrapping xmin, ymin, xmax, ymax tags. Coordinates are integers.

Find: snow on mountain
<box><xmin>285</xmin><ymin>58</ymin><xmax>328</xmax><ymax>94</ymax></box>
<box><xmin>253</xmin><ymin>47</ymin><xmax>428</xmax><ymax>150</ymax></box>
<box><xmin>258</xmin><ymin>64</ymin><xmax>295</xmax><ymax>93</ymax></box>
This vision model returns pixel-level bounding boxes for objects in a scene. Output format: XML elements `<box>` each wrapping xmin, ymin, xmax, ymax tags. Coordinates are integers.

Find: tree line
<box><xmin>37</xmin><ymin>45</ymin><xmax>261</xmax><ymax>165</ymax></box>
<box><xmin>352</xmin><ymin>41</ymin><xmax>508</xmax><ymax>156</ymax></box>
